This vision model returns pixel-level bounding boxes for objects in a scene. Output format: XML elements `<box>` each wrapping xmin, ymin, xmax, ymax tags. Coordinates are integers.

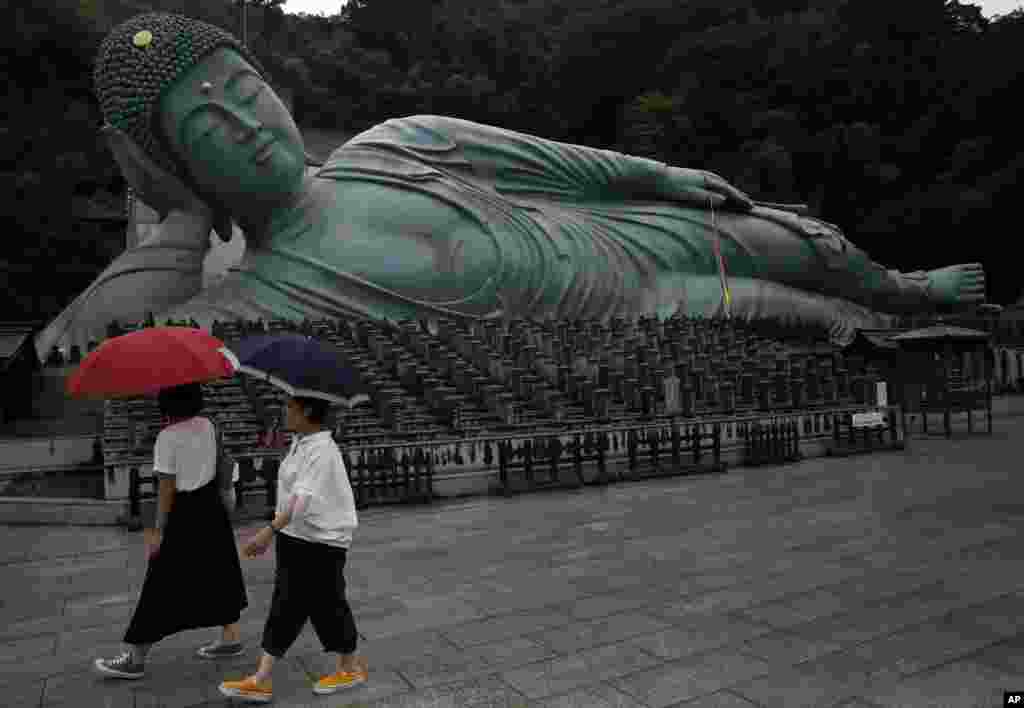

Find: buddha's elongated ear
<box><xmin>102</xmin><ymin>124</ymin><xmax>209</xmax><ymax>223</ymax></box>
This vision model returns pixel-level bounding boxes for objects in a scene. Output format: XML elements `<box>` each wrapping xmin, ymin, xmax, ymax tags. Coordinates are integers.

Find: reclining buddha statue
<box><xmin>35</xmin><ymin>12</ymin><xmax>986</xmax><ymax>361</ymax></box>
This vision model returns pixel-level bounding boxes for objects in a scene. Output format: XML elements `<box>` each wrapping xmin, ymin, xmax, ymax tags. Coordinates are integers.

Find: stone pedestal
<box><xmin>681</xmin><ymin>385</ymin><xmax>695</xmax><ymax>416</ymax></box>
<box><xmin>740</xmin><ymin>373</ymin><xmax>755</xmax><ymax>406</ymax></box>
<box><xmin>720</xmin><ymin>381</ymin><xmax>736</xmax><ymax>413</ymax></box>
<box><xmin>790</xmin><ymin>377</ymin><xmax>805</xmax><ymax>409</ymax></box>
<box><xmin>623</xmin><ymin>378</ymin><xmax>639</xmax><ymax>410</ymax></box>
<box><xmin>704</xmin><ymin>378</ymin><xmax>718</xmax><ymax>408</ymax></box>
<box><xmin>806</xmin><ymin>372</ymin><xmax>821</xmax><ymax>403</ymax></box>
<box><xmin>758</xmin><ymin>379</ymin><xmax>772</xmax><ymax>411</ymax></box>
<box><xmin>822</xmin><ymin>376</ymin><xmax>836</xmax><ymax>404</ymax></box>
<box><xmin>640</xmin><ymin>386</ymin><xmax>656</xmax><ymax>416</ymax></box>
<box><xmin>104</xmin><ymin>465</ymin><xmax>132</xmax><ymax>501</ymax></box>
<box><xmin>664</xmin><ymin>375</ymin><xmax>681</xmax><ymax>414</ymax></box>
<box><xmin>835</xmin><ymin>368</ymin><xmax>850</xmax><ymax>399</ymax></box>
<box><xmin>594</xmin><ymin>388</ymin><xmax>610</xmax><ymax>419</ymax></box>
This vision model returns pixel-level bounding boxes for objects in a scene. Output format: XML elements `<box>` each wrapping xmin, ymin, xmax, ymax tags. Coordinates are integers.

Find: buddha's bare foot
<box><xmin>925</xmin><ymin>263</ymin><xmax>986</xmax><ymax>306</ymax></box>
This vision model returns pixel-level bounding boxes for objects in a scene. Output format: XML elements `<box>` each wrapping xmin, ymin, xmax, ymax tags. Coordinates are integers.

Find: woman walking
<box><xmin>95</xmin><ymin>382</ymin><xmax>249</xmax><ymax>678</ymax></box>
<box><xmin>219</xmin><ymin>395</ymin><xmax>367</xmax><ymax>703</ymax></box>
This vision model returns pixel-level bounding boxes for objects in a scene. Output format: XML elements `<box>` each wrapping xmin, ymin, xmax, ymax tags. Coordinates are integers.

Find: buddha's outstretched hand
<box><xmin>103</xmin><ymin>125</ymin><xmax>209</xmax><ymax>225</ymax></box>
<box><xmin>661</xmin><ymin>166</ymin><xmax>754</xmax><ymax>212</ymax></box>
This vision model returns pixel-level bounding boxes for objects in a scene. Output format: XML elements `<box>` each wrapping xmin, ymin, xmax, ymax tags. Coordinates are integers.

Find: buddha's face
<box><xmin>159</xmin><ymin>47</ymin><xmax>305</xmax><ymax>208</ymax></box>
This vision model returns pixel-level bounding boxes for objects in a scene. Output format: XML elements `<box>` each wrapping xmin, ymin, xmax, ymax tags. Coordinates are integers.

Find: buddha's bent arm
<box><xmin>343</xmin><ymin>114</ymin><xmax>735</xmax><ymax>207</ymax></box>
<box><xmin>33</xmin><ymin>211</ymin><xmax>210</xmax><ymax>362</ymax></box>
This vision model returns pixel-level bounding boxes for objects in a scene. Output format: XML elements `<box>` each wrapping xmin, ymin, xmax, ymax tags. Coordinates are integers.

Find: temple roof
<box><xmin>0</xmin><ymin>324</ymin><xmax>36</xmax><ymax>370</ymax></box>
<box><xmin>0</xmin><ymin>333</ymin><xmax>29</xmax><ymax>360</ymax></box>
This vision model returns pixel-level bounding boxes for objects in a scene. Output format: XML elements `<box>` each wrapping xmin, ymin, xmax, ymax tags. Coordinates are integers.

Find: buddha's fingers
<box><xmin>668</xmin><ymin>187</ymin><xmax>730</xmax><ymax>211</ymax></box>
<box><xmin>700</xmin><ymin>170</ymin><xmax>754</xmax><ymax>211</ymax></box>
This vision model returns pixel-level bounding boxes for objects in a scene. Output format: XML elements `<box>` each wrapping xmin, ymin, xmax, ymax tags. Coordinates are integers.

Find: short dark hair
<box><xmin>158</xmin><ymin>382</ymin><xmax>204</xmax><ymax>419</ymax></box>
<box><xmin>293</xmin><ymin>396</ymin><xmax>330</xmax><ymax>425</ymax></box>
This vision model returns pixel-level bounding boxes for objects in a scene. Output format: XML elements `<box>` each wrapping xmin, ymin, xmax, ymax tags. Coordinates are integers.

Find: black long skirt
<box><xmin>123</xmin><ymin>478</ymin><xmax>248</xmax><ymax>645</ymax></box>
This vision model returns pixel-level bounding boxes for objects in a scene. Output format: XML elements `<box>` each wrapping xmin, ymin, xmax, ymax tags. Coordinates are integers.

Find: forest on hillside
<box><xmin>2</xmin><ymin>0</ymin><xmax>1023</xmax><ymax>323</ymax></box>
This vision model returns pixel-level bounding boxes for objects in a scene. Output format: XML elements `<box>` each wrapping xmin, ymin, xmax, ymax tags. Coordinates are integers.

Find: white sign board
<box><xmin>876</xmin><ymin>382</ymin><xmax>888</xmax><ymax>408</ymax></box>
<box><xmin>852</xmin><ymin>411</ymin><xmax>886</xmax><ymax>428</ymax></box>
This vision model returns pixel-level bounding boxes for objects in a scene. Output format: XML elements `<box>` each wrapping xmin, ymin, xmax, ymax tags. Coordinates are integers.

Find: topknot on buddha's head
<box><xmin>94</xmin><ymin>12</ymin><xmax>266</xmax><ymax>175</ymax></box>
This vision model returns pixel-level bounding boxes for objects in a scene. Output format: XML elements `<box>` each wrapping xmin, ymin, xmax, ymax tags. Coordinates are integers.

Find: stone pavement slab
<box><xmin>6</xmin><ymin>417</ymin><xmax>1024</xmax><ymax>706</ymax></box>
<box><xmin>609</xmin><ymin>650</ymin><xmax>771</xmax><ymax>707</ymax></box>
<box><xmin>530</xmin><ymin>681</ymin><xmax>647</xmax><ymax>707</ymax></box>
<box><xmin>859</xmin><ymin>660</ymin><xmax>1024</xmax><ymax>708</ymax></box>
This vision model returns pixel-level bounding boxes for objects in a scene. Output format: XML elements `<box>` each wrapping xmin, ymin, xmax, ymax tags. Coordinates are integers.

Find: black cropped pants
<box><xmin>261</xmin><ymin>531</ymin><xmax>358</xmax><ymax>658</ymax></box>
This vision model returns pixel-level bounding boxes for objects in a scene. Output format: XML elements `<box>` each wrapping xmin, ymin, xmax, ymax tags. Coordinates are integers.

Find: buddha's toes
<box><xmin>925</xmin><ymin>263</ymin><xmax>986</xmax><ymax>306</ymax></box>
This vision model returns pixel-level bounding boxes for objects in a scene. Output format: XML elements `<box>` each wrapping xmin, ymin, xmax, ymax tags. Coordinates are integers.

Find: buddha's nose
<box><xmin>232</xmin><ymin>112</ymin><xmax>263</xmax><ymax>143</ymax></box>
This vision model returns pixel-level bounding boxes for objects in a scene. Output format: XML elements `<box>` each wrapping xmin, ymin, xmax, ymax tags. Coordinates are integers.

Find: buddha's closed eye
<box><xmin>241</xmin><ymin>86</ymin><xmax>265</xmax><ymax>103</ymax></box>
<box><xmin>188</xmin><ymin>118</ymin><xmax>223</xmax><ymax>151</ymax></box>
<box><xmin>235</xmin><ymin>76</ymin><xmax>266</xmax><ymax>103</ymax></box>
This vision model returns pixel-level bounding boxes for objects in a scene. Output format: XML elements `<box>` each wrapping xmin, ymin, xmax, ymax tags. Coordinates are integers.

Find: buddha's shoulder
<box><xmin>318</xmin><ymin>117</ymin><xmax>463</xmax><ymax>182</ymax></box>
<box><xmin>329</xmin><ymin>115</ymin><xmax>459</xmax><ymax>153</ymax></box>
<box><xmin>326</xmin><ymin>115</ymin><xmax>516</xmax><ymax>162</ymax></box>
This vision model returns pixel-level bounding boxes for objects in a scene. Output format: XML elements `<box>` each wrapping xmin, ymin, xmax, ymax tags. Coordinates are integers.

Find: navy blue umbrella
<box><xmin>221</xmin><ymin>334</ymin><xmax>370</xmax><ymax>408</ymax></box>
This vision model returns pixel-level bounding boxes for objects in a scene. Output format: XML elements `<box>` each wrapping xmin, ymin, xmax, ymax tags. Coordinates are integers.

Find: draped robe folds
<box><xmin>38</xmin><ymin>115</ymin><xmax>899</xmax><ymax>359</ymax></box>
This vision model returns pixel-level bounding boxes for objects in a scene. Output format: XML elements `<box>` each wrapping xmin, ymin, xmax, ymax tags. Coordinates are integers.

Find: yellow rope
<box><xmin>710</xmin><ymin>196</ymin><xmax>732</xmax><ymax>317</ymax></box>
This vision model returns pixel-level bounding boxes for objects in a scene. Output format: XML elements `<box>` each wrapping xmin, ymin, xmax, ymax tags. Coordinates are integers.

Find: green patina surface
<box><xmin>35</xmin><ymin>13</ymin><xmax>989</xmax><ymax>359</ymax></box>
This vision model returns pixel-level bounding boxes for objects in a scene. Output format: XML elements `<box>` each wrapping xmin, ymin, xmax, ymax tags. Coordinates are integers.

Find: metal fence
<box><xmin>121</xmin><ymin>403</ymin><xmax>902</xmax><ymax>527</ymax></box>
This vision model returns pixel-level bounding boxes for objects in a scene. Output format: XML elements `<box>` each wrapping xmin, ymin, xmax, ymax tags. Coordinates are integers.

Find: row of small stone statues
<box><xmin>351</xmin><ymin>316</ymin><xmax>875</xmax><ymax>424</ymax></box>
<box><xmin>47</xmin><ymin>313</ymin><xmax>871</xmax><ymax>423</ymax></box>
<box><xmin>43</xmin><ymin>311</ymin><xmax>829</xmax><ymax>366</ymax></box>
<box><xmin>42</xmin><ymin>316</ymin><xmax>203</xmax><ymax>366</ymax></box>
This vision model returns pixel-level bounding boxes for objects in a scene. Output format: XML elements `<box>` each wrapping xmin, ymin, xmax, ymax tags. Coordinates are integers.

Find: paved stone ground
<box><xmin>4</xmin><ymin>418</ymin><xmax>1024</xmax><ymax>708</ymax></box>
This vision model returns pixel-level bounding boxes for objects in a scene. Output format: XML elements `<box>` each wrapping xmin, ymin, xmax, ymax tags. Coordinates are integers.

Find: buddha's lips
<box><xmin>253</xmin><ymin>137</ymin><xmax>277</xmax><ymax>164</ymax></box>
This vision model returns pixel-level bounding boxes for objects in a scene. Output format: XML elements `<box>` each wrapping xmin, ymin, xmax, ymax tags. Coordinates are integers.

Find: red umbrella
<box><xmin>66</xmin><ymin>327</ymin><xmax>237</xmax><ymax>399</ymax></box>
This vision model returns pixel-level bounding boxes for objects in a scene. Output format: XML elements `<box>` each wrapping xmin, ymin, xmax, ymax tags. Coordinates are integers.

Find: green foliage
<box><xmin>2</xmin><ymin>0</ymin><xmax>1023</xmax><ymax>321</ymax></box>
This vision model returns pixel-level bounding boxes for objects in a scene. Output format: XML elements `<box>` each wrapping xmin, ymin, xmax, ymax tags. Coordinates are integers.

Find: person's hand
<box><xmin>662</xmin><ymin>166</ymin><xmax>754</xmax><ymax>212</ymax></box>
<box><xmin>241</xmin><ymin>527</ymin><xmax>274</xmax><ymax>559</ymax></box>
<box><xmin>143</xmin><ymin>528</ymin><xmax>163</xmax><ymax>560</ymax></box>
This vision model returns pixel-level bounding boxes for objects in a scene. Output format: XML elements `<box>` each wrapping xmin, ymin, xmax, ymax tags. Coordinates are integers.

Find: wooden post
<box><xmin>988</xmin><ymin>351</ymin><xmax>994</xmax><ymax>435</ymax></box>
<box><xmin>944</xmin><ymin>340</ymin><xmax>953</xmax><ymax>438</ymax></box>
<box><xmin>129</xmin><ymin>466</ymin><xmax>141</xmax><ymax>522</ymax></box>
<box><xmin>713</xmin><ymin>422</ymin><xmax>722</xmax><ymax>468</ymax></box>
<box><xmin>498</xmin><ymin>441</ymin><xmax>509</xmax><ymax>494</ymax></box>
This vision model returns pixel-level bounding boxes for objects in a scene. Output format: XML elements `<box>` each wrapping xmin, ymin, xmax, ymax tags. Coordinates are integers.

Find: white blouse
<box><xmin>276</xmin><ymin>430</ymin><xmax>358</xmax><ymax>548</ymax></box>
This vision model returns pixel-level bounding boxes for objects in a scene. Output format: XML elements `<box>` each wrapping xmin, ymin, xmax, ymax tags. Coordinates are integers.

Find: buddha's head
<box><xmin>94</xmin><ymin>13</ymin><xmax>306</xmax><ymax>217</ymax></box>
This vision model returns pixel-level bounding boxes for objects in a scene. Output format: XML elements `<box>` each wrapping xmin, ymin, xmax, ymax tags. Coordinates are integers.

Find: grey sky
<box><xmin>281</xmin><ymin>0</ymin><xmax>1021</xmax><ymax>18</ymax></box>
